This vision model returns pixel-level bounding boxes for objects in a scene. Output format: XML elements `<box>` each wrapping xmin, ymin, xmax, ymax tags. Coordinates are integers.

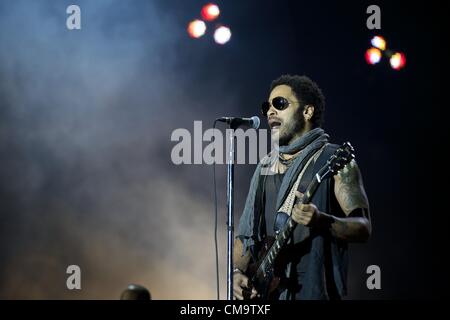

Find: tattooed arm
<box><xmin>324</xmin><ymin>208</ymin><xmax>371</xmax><ymax>242</ymax></box>
<box><xmin>330</xmin><ymin>159</ymin><xmax>371</xmax><ymax>242</ymax></box>
<box><xmin>292</xmin><ymin>160</ymin><xmax>371</xmax><ymax>242</ymax></box>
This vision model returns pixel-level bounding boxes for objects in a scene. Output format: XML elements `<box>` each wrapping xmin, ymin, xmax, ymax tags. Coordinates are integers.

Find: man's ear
<box><xmin>303</xmin><ymin>105</ymin><xmax>315</xmax><ymax>121</ymax></box>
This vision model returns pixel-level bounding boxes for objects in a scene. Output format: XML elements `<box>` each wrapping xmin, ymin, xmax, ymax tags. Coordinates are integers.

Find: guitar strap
<box><xmin>285</xmin><ymin>143</ymin><xmax>341</xmax><ymax>300</ymax></box>
<box><xmin>254</xmin><ymin>144</ymin><xmax>328</xmax><ymax>261</ymax></box>
<box><xmin>277</xmin><ymin>144</ymin><xmax>327</xmax><ymax>217</ymax></box>
<box><xmin>272</xmin><ymin>144</ymin><xmax>326</xmax><ymax>299</ymax></box>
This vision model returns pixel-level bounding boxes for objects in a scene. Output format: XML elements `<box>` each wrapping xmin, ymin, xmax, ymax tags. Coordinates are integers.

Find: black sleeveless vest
<box><xmin>255</xmin><ymin>143</ymin><xmax>348</xmax><ymax>300</ymax></box>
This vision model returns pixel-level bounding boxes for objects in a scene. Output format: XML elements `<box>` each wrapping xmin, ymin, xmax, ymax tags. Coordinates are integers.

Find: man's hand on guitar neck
<box><xmin>233</xmin><ymin>270</ymin><xmax>258</xmax><ymax>300</ymax></box>
<box><xmin>292</xmin><ymin>191</ymin><xmax>333</xmax><ymax>229</ymax></box>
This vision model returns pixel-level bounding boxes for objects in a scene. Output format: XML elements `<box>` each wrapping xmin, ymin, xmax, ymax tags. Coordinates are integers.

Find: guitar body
<box><xmin>244</xmin><ymin>236</ymin><xmax>281</xmax><ymax>300</ymax></box>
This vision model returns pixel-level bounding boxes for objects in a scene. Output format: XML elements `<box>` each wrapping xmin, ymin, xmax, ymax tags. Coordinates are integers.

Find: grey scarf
<box><xmin>237</xmin><ymin>127</ymin><xmax>329</xmax><ymax>254</ymax></box>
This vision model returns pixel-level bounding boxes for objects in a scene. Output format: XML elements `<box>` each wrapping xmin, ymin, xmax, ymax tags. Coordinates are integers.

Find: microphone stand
<box><xmin>218</xmin><ymin>116</ymin><xmax>260</xmax><ymax>300</ymax></box>
<box><xmin>226</xmin><ymin>124</ymin><xmax>235</xmax><ymax>300</ymax></box>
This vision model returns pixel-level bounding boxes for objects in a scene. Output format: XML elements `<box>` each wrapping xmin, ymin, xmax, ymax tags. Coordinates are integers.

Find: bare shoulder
<box><xmin>333</xmin><ymin>159</ymin><xmax>369</xmax><ymax>215</ymax></box>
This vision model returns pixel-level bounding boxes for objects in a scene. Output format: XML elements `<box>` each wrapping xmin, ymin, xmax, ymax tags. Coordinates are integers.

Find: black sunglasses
<box><xmin>261</xmin><ymin>96</ymin><xmax>293</xmax><ymax>116</ymax></box>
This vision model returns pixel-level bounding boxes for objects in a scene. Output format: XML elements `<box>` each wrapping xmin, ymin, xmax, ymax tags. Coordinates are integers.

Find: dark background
<box><xmin>0</xmin><ymin>0</ymin><xmax>446</xmax><ymax>299</ymax></box>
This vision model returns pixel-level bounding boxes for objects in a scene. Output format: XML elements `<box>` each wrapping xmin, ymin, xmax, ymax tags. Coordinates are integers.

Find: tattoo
<box><xmin>320</xmin><ymin>208</ymin><xmax>371</xmax><ymax>242</ymax></box>
<box><xmin>330</xmin><ymin>219</ymin><xmax>350</xmax><ymax>238</ymax></box>
<box><xmin>334</xmin><ymin>160</ymin><xmax>369</xmax><ymax>215</ymax></box>
<box><xmin>330</xmin><ymin>216</ymin><xmax>371</xmax><ymax>242</ymax></box>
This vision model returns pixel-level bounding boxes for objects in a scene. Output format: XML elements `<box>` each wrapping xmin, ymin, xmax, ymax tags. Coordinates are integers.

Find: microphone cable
<box><xmin>212</xmin><ymin>119</ymin><xmax>220</xmax><ymax>300</ymax></box>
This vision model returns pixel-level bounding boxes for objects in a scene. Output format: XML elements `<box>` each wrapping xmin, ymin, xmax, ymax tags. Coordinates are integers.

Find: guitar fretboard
<box><xmin>258</xmin><ymin>218</ymin><xmax>297</xmax><ymax>276</ymax></box>
<box><xmin>255</xmin><ymin>175</ymin><xmax>320</xmax><ymax>278</ymax></box>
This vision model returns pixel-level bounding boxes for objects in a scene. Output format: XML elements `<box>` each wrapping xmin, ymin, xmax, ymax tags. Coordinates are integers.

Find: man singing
<box><xmin>233</xmin><ymin>75</ymin><xmax>371</xmax><ymax>300</ymax></box>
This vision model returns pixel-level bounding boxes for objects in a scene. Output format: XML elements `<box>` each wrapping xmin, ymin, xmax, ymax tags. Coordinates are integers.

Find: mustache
<box><xmin>268</xmin><ymin>116</ymin><xmax>282</xmax><ymax>123</ymax></box>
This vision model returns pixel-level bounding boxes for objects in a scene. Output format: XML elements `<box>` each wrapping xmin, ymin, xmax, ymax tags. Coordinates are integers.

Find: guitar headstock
<box><xmin>328</xmin><ymin>141</ymin><xmax>355</xmax><ymax>173</ymax></box>
<box><xmin>321</xmin><ymin>142</ymin><xmax>355</xmax><ymax>180</ymax></box>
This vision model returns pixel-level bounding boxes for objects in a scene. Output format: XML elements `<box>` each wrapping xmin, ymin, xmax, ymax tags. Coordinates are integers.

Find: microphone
<box><xmin>216</xmin><ymin>116</ymin><xmax>260</xmax><ymax>129</ymax></box>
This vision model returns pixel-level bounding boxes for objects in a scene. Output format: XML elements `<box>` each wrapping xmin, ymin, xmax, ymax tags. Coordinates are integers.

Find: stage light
<box><xmin>201</xmin><ymin>3</ymin><xmax>220</xmax><ymax>21</ymax></box>
<box><xmin>371</xmin><ymin>36</ymin><xmax>386</xmax><ymax>51</ymax></box>
<box><xmin>187</xmin><ymin>19</ymin><xmax>206</xmax><ymax>38</ymax></box>
<box><xmin>365</xmin><ymin>47</ymin><xmax>382</xmax><ymax>65</ymax></box>
<box><xmin>390</xmin><ymin>52</ymin><xmax>406</xmax><ymax>70</ymax></box>
<box><xmin>214</xmin><ymin>26</ymin><xmax>231</xmax><ymax>45</ymax></box>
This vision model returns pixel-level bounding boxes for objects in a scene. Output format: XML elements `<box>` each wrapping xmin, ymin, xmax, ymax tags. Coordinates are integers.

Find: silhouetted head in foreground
<box><xmin>120</xmin><ymin>284</ymin><xmax>151</xmax><ymax>300</ymax></box>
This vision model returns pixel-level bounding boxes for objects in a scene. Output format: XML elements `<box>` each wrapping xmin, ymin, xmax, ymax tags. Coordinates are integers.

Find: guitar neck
<box><xmin>301</xmin><ymin>173</ymin><xmax>321</xmax><ymax>204</ymax></box>
<box><xmin>257</xmin><ymin>171</ymin><xmax>326</xmax><ymax>274</ymax></box>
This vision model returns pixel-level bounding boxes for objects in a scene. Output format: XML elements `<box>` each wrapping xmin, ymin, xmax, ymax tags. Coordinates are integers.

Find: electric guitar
<box><xmin>243</xmin><ymin>142</ymin><xmax>355</xmax><ymax>300</ymax></box>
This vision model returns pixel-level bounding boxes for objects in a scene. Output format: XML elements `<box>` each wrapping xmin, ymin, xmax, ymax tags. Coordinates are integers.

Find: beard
<box><xmin>278</xmin><ymin>111</ymin><xmax>306</xmax><ymax>146</ymax></box>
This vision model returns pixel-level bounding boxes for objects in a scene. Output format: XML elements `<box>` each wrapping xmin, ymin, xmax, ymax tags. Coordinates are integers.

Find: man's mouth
<box><xmin>269</xmin><ymin>118</ymin><xmax>282</xmax><ymax>129</ymax></box>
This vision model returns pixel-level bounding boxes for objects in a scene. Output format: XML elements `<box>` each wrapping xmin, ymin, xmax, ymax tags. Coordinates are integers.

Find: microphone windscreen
<box><xmin>251</xmin><ymin>116</ymin><xmax>260</xmax><ymax>129</ymax></box>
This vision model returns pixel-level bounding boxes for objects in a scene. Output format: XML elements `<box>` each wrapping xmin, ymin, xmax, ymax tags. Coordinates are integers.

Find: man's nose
<box><xmin>267</xmin><ymin>104</ymin><xmax>277</xmax><ymax>117</ymax></box>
